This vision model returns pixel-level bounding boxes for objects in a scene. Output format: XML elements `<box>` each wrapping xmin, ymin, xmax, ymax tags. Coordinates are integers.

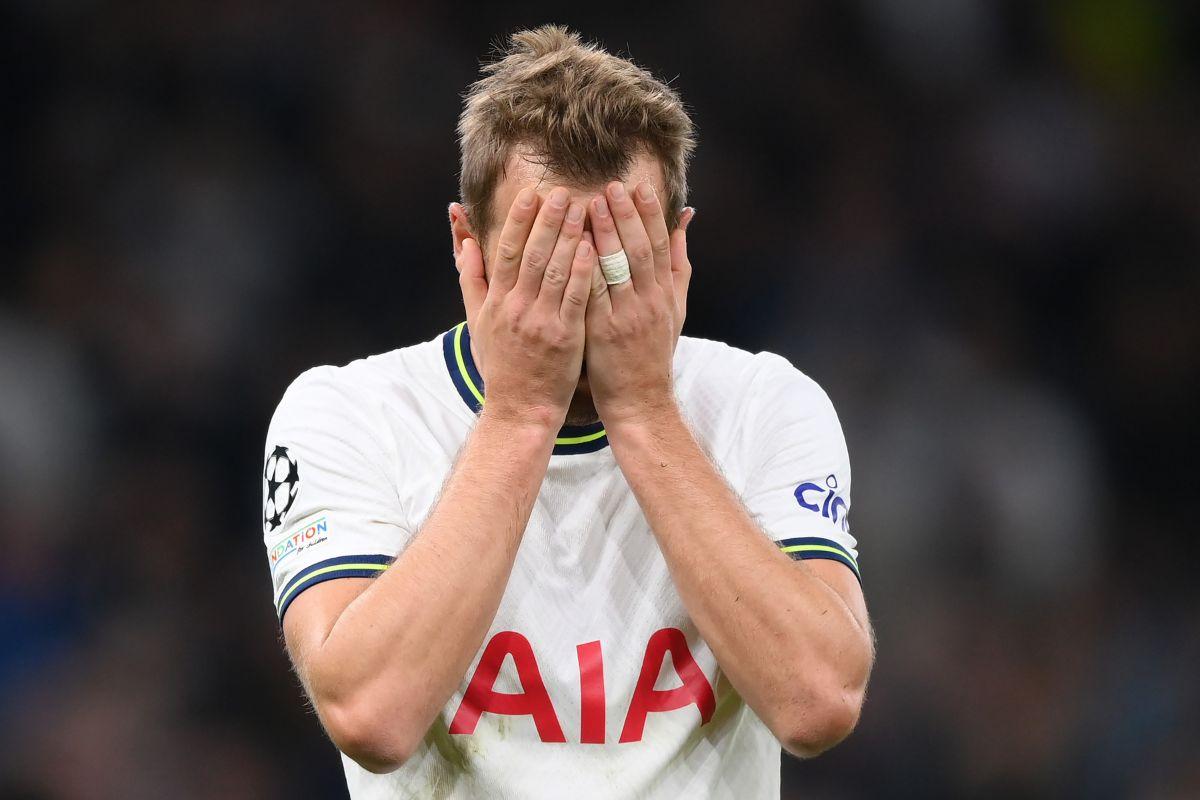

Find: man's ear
<box><xmin>449</xmin><ymin>202</ymin><xmax>474</xmax><ymax>266</ymax></box>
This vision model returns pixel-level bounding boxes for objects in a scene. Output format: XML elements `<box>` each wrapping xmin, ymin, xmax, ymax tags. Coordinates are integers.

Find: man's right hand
<box><xmin>286</xmin><ymin>187</ymin><xmax>597</xmax><ymax>773</ymax></box>
<box><xmin>457</xmin><ymin>185</ymin><xmax>595</xmax><ymax>433</ymax></box>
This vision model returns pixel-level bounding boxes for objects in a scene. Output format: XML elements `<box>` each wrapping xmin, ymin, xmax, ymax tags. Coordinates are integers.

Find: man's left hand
<box><xmin>585</xmin><ymin>180</ymin><xmax>694</xmax><ymax>429</ymax></box>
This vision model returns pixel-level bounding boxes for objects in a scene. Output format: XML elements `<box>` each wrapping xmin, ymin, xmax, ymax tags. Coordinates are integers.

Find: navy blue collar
<box><xmin>442</xmin><ymin>322</ymin><xmax>609</xmax><ymax>456</ymax></box>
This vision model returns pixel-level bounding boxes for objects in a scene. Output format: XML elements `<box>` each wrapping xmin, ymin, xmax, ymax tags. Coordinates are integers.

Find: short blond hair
<box><xmin>458</xmin><ymin>25</ymin><xmax>696</xmax><ymax>236</ymax></box>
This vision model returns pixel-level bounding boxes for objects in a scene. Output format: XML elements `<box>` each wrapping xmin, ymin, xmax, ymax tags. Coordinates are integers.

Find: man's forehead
<box><xmin>498</xmin><ymin>150</ymin><xmax>664</xmax><ymax>203</ymax></box>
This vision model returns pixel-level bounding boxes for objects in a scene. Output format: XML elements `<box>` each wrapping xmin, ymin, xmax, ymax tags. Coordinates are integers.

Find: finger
<box><xmin>632</xmin><ymin>181</ymin><xmax>672</xmax><ymax>291</ymax></box>
<box><xmin>587</xmin><ymin>196</ymin><xmax>633</xmax><ymax>303</ymax></box>
<box><xmin>605</xmin><ymin>181</ymin><xmax>655</xmax><ymax>292</ymax></box>
<box><xmin>491</xmin><ymin>187</ymin><xmax>540</xmax><ymax>295</ymax></box>
<box><xmin>581</xmin><ymin>231</ymin><xmax>611</xmax><ymax>315</ymax></box>
<box><xmin>536</xmin><ymin>199</ymin><xmax>586</xmax><ymax>309</ymax></box>
<box><xmin>515</xmin><ymin>186</ymin><xmax>570</xmax><ymax>299</ymax></box>
<box><xmin>562</xmin><ymin>237</ymin><xmax>595</xmax><ymax>324</ymax></box>
<box><xmin>589</xmin><ymin>195</ymin><xmax>623</xmax><ymax>259</ymax></box>
<box><xmin>457</xmin><ymin>237</ymin><xmax>488</xmax><ymax>323</ymax></box>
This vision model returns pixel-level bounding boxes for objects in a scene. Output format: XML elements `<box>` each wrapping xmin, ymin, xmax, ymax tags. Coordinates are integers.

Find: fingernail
<box><xmin>549</xmin><ymin>187</ymin><xmax>569</xmax><ymax>208</ymax></box>
<box><xmin>637</xmin><ymin>183</ymin><xmax>655</xmax><ymax>202</ymax></box>
<box><xmin>567</xmin><ymin>202</ymin><xmax>584</xmax><ymax>223</ymax></box>
<box><xmin>578</xmin><ymin>239</ymin><xmax>591</xmax><ymax>257</ymax></box>
<box><xmin>517</xmin><ymin>188</ymin><xmax>536</xmax><ymax>208</ymax></box>
<box><xmin>593</xmin><ymin>197</ymin><xmax>610</xmax><ymax>218</ymax></box>
<box><xmin>682</xmin><ymin>207</ymin><xmax>696</xmax><ymax>229</ymax></box>
<box><xmin>609</xmin><ymin>182</ymin><xmax>626</xmax><ymax>200</ymax></box>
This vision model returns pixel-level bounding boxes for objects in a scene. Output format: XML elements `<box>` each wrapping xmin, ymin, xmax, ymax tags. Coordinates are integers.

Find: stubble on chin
<box><xmin>565</xmin><ymin>372</ymin><xmax>599</xmax><ymax>426</ymax></box>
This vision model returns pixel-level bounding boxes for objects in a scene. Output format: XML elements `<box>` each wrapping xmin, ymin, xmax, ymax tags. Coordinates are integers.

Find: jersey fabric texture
<box><xmin>262</xmin><ymin>323</ymin><xmax>860</xmax><ymax>800</ymax></box>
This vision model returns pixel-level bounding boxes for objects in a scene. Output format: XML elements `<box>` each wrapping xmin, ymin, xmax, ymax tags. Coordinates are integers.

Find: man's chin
<box><xmin>567</xmin><ymin>371</ymin><xmax>598</xmax><ymax>425</ymax></box>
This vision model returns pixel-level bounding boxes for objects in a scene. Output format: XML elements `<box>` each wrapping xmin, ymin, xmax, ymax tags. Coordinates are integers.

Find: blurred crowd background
<box><xmin>3</xmin><ymin>1</ymin><xmax>1198</xmax><ymax>798</ymax></box>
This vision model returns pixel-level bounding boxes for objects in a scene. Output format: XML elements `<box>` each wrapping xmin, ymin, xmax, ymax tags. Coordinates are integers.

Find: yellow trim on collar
<box><xmin>452</xmin><ymin>322</ymin><xmax>608</xmax><ymax>448</ymax></box>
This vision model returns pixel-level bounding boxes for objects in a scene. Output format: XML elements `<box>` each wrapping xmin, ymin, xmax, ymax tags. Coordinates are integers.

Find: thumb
<box><xmin>457</xmin><ymin>237</ymin><xmax>488</xmax><ymax>321</ymax></box>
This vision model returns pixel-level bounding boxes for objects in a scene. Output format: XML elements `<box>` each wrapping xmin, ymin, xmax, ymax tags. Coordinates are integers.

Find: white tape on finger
<box><xmin>599</xmin><ymin>250</ymin><xmax>631</xmax><ymax>285</ymax></box>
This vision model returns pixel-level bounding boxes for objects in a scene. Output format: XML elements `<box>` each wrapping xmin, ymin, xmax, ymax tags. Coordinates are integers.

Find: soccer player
<box><xmin>262</xmin><ymin>25</ymin><xmax>873</xmax><ymax>799</ymax></box>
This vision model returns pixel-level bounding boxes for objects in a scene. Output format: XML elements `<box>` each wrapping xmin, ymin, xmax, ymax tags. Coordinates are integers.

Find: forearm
<box><xmin>607</xmin><ymin>407</ymin><xmax>872</xmax><ymax>754</ymax></box>
<box><xmin>304</xmin><ymin>411</ymin><xmax>555</xmax><ymax>763</ymax></box>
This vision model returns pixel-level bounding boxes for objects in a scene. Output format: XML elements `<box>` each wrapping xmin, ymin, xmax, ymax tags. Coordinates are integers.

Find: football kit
<box><xmin>262</xmin><ymin>323</ymin><xmax>860</xmax><ymax>799</ymax></box>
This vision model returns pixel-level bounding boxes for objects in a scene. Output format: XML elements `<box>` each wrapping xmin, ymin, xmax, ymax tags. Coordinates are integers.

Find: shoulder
<box><xmin>674</xmin><ymin>335</ymin><xmax>836</xmax><ymax>419</ymax></box>
<box><xmin>268</xmin><ymin>333</ymin><xmax>449</xmax><ymax>438</ymax></box>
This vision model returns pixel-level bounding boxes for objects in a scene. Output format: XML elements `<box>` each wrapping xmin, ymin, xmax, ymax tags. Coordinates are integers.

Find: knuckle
<box><xmin>617</xmin><ymin>204</ymin><xmax>639</xmax><ymax>221</ymax></box>
<box><xmin>542</xmin><ymin>264</ymin><xmax>566</xmax><ymax>285</ymax></box>
<box><xmin>632</xmin><ymin>244</ymin><xmax>654</xmax><ymax>264</ymax></box>
<box><xmin>539</xmin><ymin>212</ymin><xmax>562</xmax><ymax>230</ymax></box>
<box><xmin>652</xmin><ymin>237</ymin><xmax>671</xmax><ymax>257</ymax></box>
<box><xmin>531</xmin><ymin>321</ymin><xmax>570</xmax><ymax>351</ymax></box>
<box><xmin>518</xmin><ymin>321</ymin><xmax>543</xmax><ymax>345</ymax></box>
<box><xmin>523</xmin><ymin>248</ymin><xmax>547</xmax><ymax>270</ymax></box>
<box><xmin>564</xmin><ymin>290</ymin><xmax>586</xmax><ymax>307</ymax></box>
<box><xmin>548</xmin><ymin>327</ymin><xmax>571</xmax><ymax>349</ymax></box>
<box><xmin>503</xmin><ymin>303</ymin><xmax>524</xmax><ymax>325</ymax></box>
<box><xmin>496</xmin><ymin>240</ymin><xmax>521</xmax><ymax>263</ymax></box>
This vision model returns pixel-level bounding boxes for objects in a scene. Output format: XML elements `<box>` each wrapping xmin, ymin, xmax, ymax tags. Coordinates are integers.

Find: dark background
<box><xmin>3</xmin><ymin>1</ymin><xmax>1199</xmax><ymax>798</ymax></box>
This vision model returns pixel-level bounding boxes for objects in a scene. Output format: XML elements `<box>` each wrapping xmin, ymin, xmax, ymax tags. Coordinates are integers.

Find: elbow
<box><xmin>777</xmin><ymin>624</ymin><xmax>874</xmax><ymax>758</ymax></box>
<box><xmin>318</xmin><ymin>696</ymin><xmax>419</xmax><ymax>774</ymax></box>
<box><xmin>775</xmin><ymin>682</ymin><xmax>867</xmax><ymax>759</ymax></box>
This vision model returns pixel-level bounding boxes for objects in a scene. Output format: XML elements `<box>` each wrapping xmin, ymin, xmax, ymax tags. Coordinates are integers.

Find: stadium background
<box><xmin>3</xmin><ymin>2</ymin><xmax>1198</xmax><ymax>798</ymax></box>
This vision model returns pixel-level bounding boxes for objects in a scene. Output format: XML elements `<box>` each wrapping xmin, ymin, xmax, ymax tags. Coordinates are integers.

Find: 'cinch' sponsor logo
<box><xmin>270</xmin><ymin>517</ymin><xmax>329</xmax><ymax>571</ymax></box>
<box><xmin>794</xmin><ymin>475</ymin><xmax>850</xmax><ymax>532</ymax></box>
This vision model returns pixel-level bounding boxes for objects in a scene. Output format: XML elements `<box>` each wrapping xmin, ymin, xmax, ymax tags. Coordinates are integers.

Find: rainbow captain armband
<box><xmin>776</xmin><ymin>537</ymin><xmax>860</xmax><ymax>584</ymax></box>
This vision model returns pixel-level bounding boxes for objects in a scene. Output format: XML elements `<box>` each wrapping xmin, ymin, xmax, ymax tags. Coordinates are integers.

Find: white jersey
<box><xmin>261</xmin><ymin>323</ymin><xmax>860</xmax><ymax>800</ymax></box>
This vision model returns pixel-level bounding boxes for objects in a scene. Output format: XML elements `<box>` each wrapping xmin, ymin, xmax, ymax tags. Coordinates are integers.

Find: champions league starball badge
<box><xmin>263</xmin><ymin>445</ymin><xmax>300</xmax><ymax>533</ymax></box>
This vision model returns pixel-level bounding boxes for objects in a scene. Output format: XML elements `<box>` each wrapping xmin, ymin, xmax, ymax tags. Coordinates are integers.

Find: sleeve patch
<box><xmin>268</xmin><ymin>517</ymin><xmax>330</xmax><ymax>574</ymax></box>
<box><xmin>264</xmin><ymin>445</ymin><xmax>301</xmax><ymax>533</ymax></box>
<box><xmin>793</xmin><ymin>474</ymin><xmax>850</xmax><ymax>533</ymax></box>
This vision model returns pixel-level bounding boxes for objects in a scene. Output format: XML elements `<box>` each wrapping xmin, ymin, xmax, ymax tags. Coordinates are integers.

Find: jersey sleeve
<box><xmin>261</xmin><ymin>367</ymin><xmax>411</xmax><ymax>622</ymax></box>
<box><xmin>740</xmin><ymin>353</ymin><xmax>860</xmax><ymax>584</ymax></box>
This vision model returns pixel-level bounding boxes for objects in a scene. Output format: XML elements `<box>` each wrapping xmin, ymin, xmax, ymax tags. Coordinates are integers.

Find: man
<box><xmin>262</xmin><ymin>25</ymin><xmax>873</xmax><ymax>799</ymax></box>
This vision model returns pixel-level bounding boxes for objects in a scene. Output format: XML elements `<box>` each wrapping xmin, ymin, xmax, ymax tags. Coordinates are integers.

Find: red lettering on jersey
<box><xmin>577</xmin><ymin>640</ymin><xmax>605</xmax><ymax>744</ymax></box>
<box><xmin>619</xmin><ymin>627</ymin><xmax>716</xmax><ymax>743</ymax></box>
<box><xmin>449</xmin><ymin>631</ymin><xmax>566</xmax><ymax>743</ymax></box>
